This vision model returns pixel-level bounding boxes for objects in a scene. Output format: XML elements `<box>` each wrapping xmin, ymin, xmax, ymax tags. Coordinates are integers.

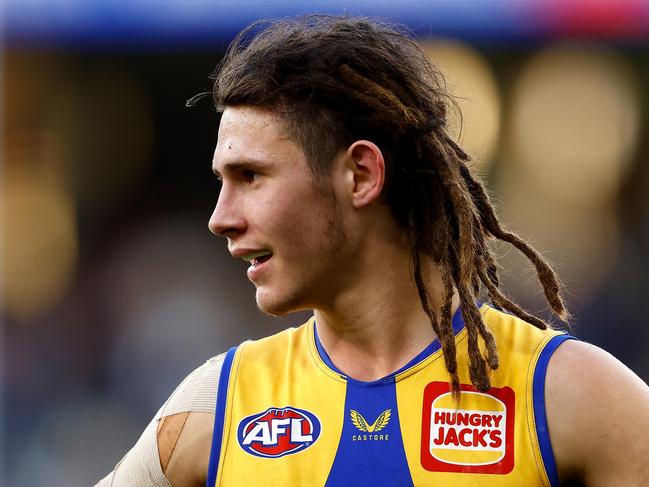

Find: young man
<box><xmin>97</xmin><ymin>15</ymin><xmax>649</xmax><ymax>487</ymax></box>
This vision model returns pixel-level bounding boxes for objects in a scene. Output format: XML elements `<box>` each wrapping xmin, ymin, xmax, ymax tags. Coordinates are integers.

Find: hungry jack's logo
<box><xmin>420</xmin><ymin>382</ymin><xmax>515</xmax><ymax>474</ymax></box>
<box><xmin>351</xmin><ymin>409</ymin><xmax>391</xmax><ymax>441</ymax></box>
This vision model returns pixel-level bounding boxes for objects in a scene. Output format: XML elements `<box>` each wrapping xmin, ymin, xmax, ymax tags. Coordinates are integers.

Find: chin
<box><xmin>255</xmin><ymin>287</ymin><xmax>308</xmax><ymax>317</ymax></box>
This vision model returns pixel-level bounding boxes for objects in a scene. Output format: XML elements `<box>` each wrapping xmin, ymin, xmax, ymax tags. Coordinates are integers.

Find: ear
<box><xmin>346</xmin><ymin>140</ymin><xmax>385</xmax><ymax>209</ymax></box>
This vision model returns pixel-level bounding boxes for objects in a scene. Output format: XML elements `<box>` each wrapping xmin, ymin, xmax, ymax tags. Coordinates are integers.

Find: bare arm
<box><xmin>95</xmin><ymin>354</ymin><xmax>224</xmax><ymax>487</ymax></box>
<box><xmin>158</xmin><ymin>412</ymin><xmax>214</xmax><ymax>487</ymax></box>
<box><xmin>546</xmin><ymin>340</ymin><xmax>649</xmax><ymax>486</ymax></box>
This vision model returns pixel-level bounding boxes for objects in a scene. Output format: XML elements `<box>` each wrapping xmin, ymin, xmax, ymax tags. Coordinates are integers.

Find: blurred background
<box><xmin>1</xmin><ymin>0</ymin><xmax>648</xmax><ymax>485</ymax></box>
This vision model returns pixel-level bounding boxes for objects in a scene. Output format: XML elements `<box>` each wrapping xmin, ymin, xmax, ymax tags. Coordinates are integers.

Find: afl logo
<box><xmin>237</xmin><ymin>406</ymin><xmax>321</xmax><ymax>458</ymax></box>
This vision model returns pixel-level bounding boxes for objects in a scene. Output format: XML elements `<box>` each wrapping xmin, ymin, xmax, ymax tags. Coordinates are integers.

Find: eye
<box><xmin>242</xmin><ymin>169</ymin><xmax>260</xmax><ymax>183</ymax></box>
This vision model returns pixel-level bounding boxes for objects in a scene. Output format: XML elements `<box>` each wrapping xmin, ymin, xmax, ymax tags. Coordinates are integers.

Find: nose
<box><xmin>208</xmin><ymin>185</ymin><xmax>246</xmax><ymax>237</ymax></box>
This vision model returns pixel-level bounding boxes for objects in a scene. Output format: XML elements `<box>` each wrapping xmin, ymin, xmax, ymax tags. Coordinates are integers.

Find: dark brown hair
<box><xmin>210</xmin><ymin>15</ymin><xmax>569</xmax><ymax>393</ymax></box>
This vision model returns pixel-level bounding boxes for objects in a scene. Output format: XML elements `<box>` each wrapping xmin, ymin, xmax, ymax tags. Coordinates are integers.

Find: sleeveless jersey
<box><xmin>206</xmin><ymin>304</ymin><xmax>573</xmax><ymax>486</ymax></box>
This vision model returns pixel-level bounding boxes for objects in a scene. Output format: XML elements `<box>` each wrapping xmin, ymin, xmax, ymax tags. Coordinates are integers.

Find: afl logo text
<box><xmin>238</xmin><ymin>406</ymin><xmax>321</xmax><ymax>458</ymax></box>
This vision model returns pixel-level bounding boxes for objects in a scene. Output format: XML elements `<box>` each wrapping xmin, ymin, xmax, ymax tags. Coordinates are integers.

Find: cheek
<box><xmin>265</xmin><ymin>184</ymin><xmax>313</xmax><ymax>227</ymax></box>
<box><xmin>252</xmin><ymin>193</ymin><xmax>309</xmax><ymax>254</ymax></box>
<box><xmin>256</xmin><ymin>179</ymin><xmax>344</xmax><ymax>256</ymax></box>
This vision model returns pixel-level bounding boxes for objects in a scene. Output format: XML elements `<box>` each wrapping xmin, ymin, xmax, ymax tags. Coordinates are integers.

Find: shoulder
<box><xmin>480</xmin><ymin>304</ymin><xmax>563</xmax><ymax>353</ymax></box>
<box><xmin>160</xmin><ymin>411</ymin><xmax>215</xmax><ymax>487</ymax></box>
<box><xmin>160</xmin><ymin>324</ymin><xmax>312</xmax><ymax>485</ymax></box>
<box><xmin>96</xmin><ymin>355</ymin><xmax>227</xmax><ymax>487</ymax></box>
<box><xmin>157</xmin><ymin>354</ymin><xmax>227</xmax><ymax>487</ymax></box>
<box><xmin>161</xmin><ymin>354</ymin><xmax>226</xmax><ymax>417</ymax></box>
<box><xmin>545</xmin><ymin>340</ymin><xmax>649</xmax><ymax>486</ymax></box>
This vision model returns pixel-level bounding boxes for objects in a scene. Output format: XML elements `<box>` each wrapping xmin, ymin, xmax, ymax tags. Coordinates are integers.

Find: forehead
<box><xmin>213</xmin><ymin>106</ymin><xmax>305</xmax><ymax>171</ymax></box>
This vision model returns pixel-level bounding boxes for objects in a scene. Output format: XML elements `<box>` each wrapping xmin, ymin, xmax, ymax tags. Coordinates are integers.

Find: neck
<box><xmin>313</xmin><ymin>238</ymin><xmax>459</xmax><ymax>381</ymax></box>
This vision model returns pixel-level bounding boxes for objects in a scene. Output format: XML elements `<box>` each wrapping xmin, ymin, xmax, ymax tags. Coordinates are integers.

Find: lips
<box><xmin>247</xmin><ymin>253</ymin><xmax>272</xmax><ymax>280</ymax></box>
<box><xmin>251</xmin><ymin>254</ymin><xmax>272</xmax><ymax>266</ymax></box>
<box><xmin>229</xmin><ymin>248</ymin><xmax>273</xmax><ymax>281</ymax></box>
<box><xmin>238</xmin><ymin>249</ymin><xmax>272</xmax><ymax>263</ymax></box>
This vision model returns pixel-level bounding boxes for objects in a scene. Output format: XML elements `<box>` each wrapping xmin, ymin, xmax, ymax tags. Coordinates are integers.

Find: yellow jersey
<box><xmin>207</xmin><ymin>304</ymin><xmax>573</xmax><ymax>486</ymax></box>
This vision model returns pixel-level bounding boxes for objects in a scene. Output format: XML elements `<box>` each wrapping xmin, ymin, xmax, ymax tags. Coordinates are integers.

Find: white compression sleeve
<box><xmin>95</xmin><ymin>353</ymin><xmax>225</xmax><ymax>486</ymax></box>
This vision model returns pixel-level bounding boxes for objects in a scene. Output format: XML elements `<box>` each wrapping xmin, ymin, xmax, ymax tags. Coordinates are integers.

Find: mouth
<box><xmin>241</xmin><ymin>250</ymin><xmax>273</xmax><ymax>281</ymax></box>
<box><xmin>241</xmin><ymin>250</ymin><xmax>273</xmax><ymax>267</ymax></box>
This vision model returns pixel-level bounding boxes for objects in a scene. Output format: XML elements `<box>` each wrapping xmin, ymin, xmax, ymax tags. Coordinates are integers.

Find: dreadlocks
<box><xmin>210</xmin><ymin>15</ymin><xmax>569</xmax><ymax>393</ymax></box>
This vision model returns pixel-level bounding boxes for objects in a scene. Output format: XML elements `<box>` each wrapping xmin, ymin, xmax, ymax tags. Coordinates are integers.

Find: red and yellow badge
<box><xmin>420</xmin><ymin>382</ymin><xmax>515</xmax><ymax>474</ymax></box>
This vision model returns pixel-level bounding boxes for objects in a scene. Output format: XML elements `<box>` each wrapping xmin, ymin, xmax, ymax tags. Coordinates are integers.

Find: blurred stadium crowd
<box><xmin>2</xmin><ymin>1</ymin><xmax>649</xmax><ymax>485</ymax></box>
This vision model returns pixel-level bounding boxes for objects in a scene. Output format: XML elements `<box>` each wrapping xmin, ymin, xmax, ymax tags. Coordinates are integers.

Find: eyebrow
<box><xmin>212</xmin><ymin>158</ymin><xmax>270</xmax><ymax>178</ymax></box>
